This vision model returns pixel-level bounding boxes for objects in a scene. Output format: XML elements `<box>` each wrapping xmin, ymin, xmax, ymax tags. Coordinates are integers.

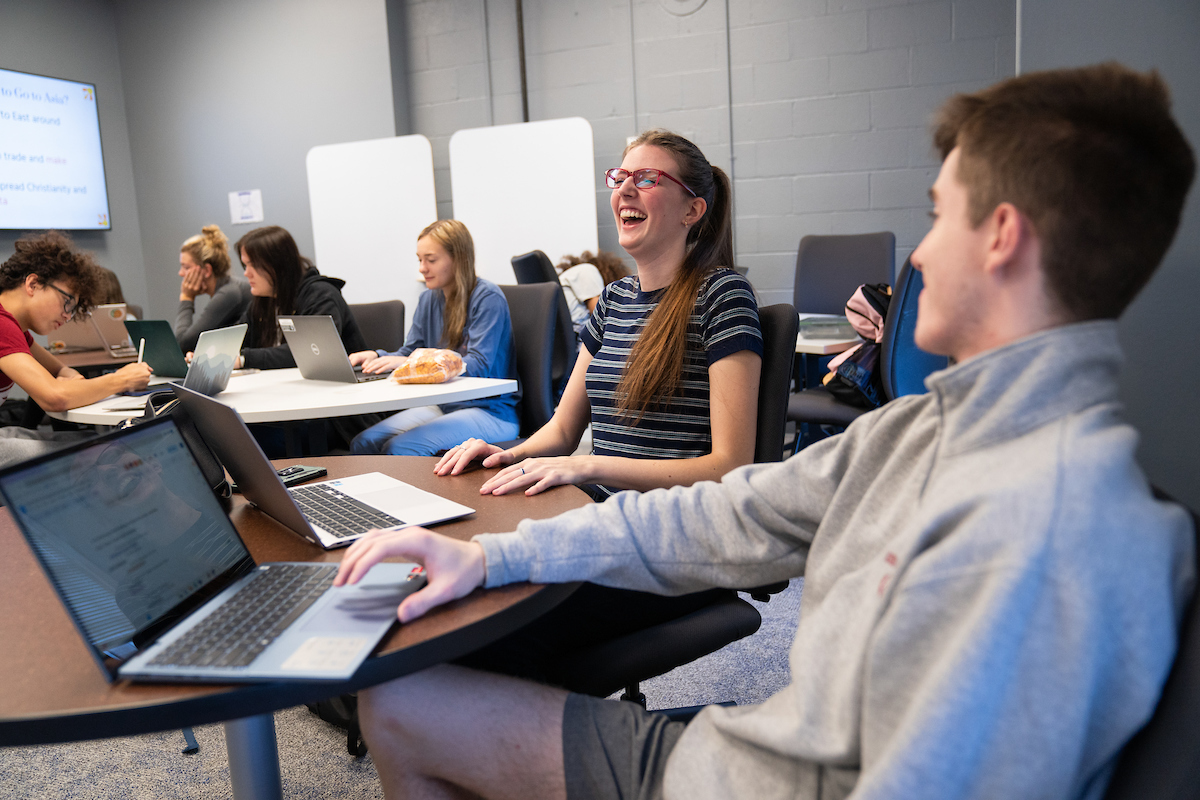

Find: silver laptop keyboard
<box><xmin>148</xmin><ymin>563</ymin><xmax>337</xmax><ymax>668</ymax></box>
<box><xmin>289</xmin><ymin>483</ymin><xmax>404</xmax><ymax>539</ymax></box>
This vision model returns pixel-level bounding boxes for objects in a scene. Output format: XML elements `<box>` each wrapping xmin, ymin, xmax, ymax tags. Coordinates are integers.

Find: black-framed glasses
<box><xmin>604</xmin><ymin>168</ymin><xmax>697</xmax><ymax>197</ymax></box>
<box><xmin>48</xmin><ymin>283</ymin><xmax>79</xmax><ymax>316</ymax></box>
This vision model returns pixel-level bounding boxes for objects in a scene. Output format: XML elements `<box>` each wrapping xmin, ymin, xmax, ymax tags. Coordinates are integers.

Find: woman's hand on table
<box><xmin>434</xmin><ymin>438</ymin><xmax>510</xmax><ymax>476</ymax></box>
<box><xmin>334</xmin><ymin>526</ymin><xmax>486</xmax><ymax>623</ymax></box>
<box><xmin>480</xmin><ymin>455</ymin><xmax>593</xmax><ymax>497</ymax></box>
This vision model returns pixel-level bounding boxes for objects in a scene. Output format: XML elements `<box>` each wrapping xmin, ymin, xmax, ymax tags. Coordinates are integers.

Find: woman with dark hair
<box><xmin>234</xmin><ymin>226</ymin><xmax>366</xmax><ymax>369</ymax></box>
<box><xmin>439</xmin><ymin>129</ymin><xmax>762</xmax><ymax>501</ymax></box>
<box><xmin>349</xmin><ymin>219</ymin><xmax>519</xmax><ymax>455</ymax></box>
<box><xmin>175</xmin><ymin>224</ymin><xmax>251</xmax><ymax>352</ymax></box>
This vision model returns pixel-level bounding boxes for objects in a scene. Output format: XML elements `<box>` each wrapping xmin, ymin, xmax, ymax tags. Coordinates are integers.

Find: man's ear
<box><xmin>23</xmin><ymin>274</ymin><xmax>41</xmax><ymax>296</ymax></box>
<box><xmin>982</xmin><ymin>202</ymin><xmax>1031</xmax><ymax>278</ymax></box>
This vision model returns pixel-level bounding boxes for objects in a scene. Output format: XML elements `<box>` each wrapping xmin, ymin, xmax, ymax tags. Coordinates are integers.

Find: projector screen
<box><xmin>0</xmin><ymin>68</ymin><xmax>112</xmax><ymax>230</ymax></box>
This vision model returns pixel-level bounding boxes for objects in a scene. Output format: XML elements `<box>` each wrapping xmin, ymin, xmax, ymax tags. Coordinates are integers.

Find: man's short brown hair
<box><xmin>934</xmin><ymin>62</ymin><xmax>1195</xmax><ymax>320</ymax></box>
<box><xmin>0</xmin><ymin>231</ymin><xmax>101</xmax><ymax>319</ymax></box>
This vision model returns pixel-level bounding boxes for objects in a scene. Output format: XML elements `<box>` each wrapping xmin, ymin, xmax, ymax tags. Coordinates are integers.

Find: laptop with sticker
<box><xmin>0</xmin><ymin>417</ymin><xmax>426</xmax><ymax>683</ymax></box>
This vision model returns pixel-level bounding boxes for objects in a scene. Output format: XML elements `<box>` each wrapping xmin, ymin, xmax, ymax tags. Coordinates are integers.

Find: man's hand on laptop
<box><xmin>334</xmin><ymin>526</ymin><xmax>487</xmax><ymax>623</ymax></box>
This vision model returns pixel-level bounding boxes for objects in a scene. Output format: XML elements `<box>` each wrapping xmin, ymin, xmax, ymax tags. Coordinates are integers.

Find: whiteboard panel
<box><xmin>307</xmin><ymin>135</ymin><xmax>436</xmax><ymax>333</ymax></box>
<box><xmin>450</xmin><ymin>118</ymin><xmax>598</xmax><ymax>285</ymax></box>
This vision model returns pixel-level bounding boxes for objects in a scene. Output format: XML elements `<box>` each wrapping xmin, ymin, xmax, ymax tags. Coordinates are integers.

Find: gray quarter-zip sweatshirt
<box><xmin>477</xmin><ymin>320</ymin><xmax>1195</xmax><ymax>800</ymax></box>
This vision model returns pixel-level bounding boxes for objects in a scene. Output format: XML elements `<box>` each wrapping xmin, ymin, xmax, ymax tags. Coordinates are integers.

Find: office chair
<box><xmin>792</xmin><ymin>232</ymin><xmax>894</xmax><ymax>393</ymax></box>
<box><xmin>788</xmin><ymin>257</ymin><xmax>947</xmax><ymax>452</ymax></box>
<box><xmin>348</xmin><ymin>300</ymin><xmax>406</xmax><ymax>353</ymax></box>
<box><xmin>1103</xmin><ymin>493</ymin><xmax>1200</xmax><ymax>800</ymax></box>
<box><xmin>552</xmin><ymin>306</ymin><xmax>798</xmax><ymax>707</ymax></box>
<box><xmin>498</xmin><ymin>283</ymin><xmax>558</xmax><ymax>439</ymax></box>
<box><xmin>510</xmin><ymin>250</ymin><xmax>578</xmax><ymax>398</ymax></box>
<box><xmin>792</xmin><ymin>232</ymin><xmax>895</xmax><ymax>315</ymax></box>
<box><xmin>755</xmin><ymin>304</ymin><xmax>800</xmax><ymax>464</ymax></box>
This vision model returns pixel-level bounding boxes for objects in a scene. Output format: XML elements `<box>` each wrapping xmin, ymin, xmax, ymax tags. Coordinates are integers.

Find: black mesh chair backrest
<box><xmin>793</xmin><ymin>232</ymin><xmax>895</xmax><ymax>315</ymax></box>
<box><xmin>1104</xmin><ymin>495</ymin><xmax>1200</xmax><ymax>800</ymax></box>
<box><xmin>499</xmin><ymin>284</ymin><xmax>557</xmax><ymax>437</ymax></box>
<box><xmin>755</xmin><ymin>304</ymin><xmax>799</xmax><ymax>463</ymax></box>
<box><xmin>878</xmin><ymin>258</ymin><xmax>948</xmax><ymax>401</ymax></box>
<box><xmin>511</xmin><ymin>250</ymin><xmax>560</xmax><ymax>285</ymax></box>
<box><xmin>510</xmin><ymin>250</ymin><xmax>578</xmax><ymax>394</ymax></box>
<box><xmin>349</xmin><ymin>300</ymin><xmax>406</xmax><ymax>353</ymax></box>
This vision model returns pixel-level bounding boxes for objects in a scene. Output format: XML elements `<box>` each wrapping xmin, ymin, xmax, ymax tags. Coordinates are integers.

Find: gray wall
<box><xmin>403</xmin><ymin>0</ymin><xmax>1017</xmax><ymax>301</ymax></box>
<box><xmin>111</xmin><ymin>0</ymin><xmax>396</xmax><ymax>320</ymax></box>
<box><xmin>0</xmin><ymin>0</ymin><xmax>148</xmax><ymax>310</ymax></box>
<box><xmin>1022</xmin><ymin>0</ymin><xmax>1200</xmax><ymax>509</ymax></box>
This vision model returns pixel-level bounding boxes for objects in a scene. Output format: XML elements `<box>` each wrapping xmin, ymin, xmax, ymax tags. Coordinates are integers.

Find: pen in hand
<box><xmin>137</xmin><ymin>338</ymin><xmax>145</xmax><ymax>363</ymax></box>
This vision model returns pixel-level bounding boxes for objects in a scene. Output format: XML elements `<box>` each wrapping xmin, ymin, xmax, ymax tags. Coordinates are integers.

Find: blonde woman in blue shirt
<box><xmin>349</xmin><ymin>220</ymin><xmax>519</xmax><ymax>455</ymax></box>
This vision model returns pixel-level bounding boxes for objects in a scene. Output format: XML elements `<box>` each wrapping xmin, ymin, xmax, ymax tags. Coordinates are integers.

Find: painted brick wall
<box><xmin>404</xmin><ymin>0</ymin><xmax>1015</xmax><ymax>304</ymax></box>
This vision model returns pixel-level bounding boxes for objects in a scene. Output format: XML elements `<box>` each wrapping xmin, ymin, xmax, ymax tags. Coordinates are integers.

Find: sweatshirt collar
<box><xmin>926</xmin><ymin>320</ymin><xmax>1123</xmax><ymax>454</ymax></box>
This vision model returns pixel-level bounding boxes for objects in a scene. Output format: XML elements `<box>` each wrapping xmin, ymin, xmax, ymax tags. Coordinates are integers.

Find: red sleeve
<box><xmin>0</xmin><ymin>307</ymin><xmax>34</xmax><ymax>398</ymax></box>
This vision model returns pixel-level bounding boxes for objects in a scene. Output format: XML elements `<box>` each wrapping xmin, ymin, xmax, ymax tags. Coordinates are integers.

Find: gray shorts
<box><xmin>562</xmin><ymin>694</ymin><xmax>688</xmax><ymax>800</ymax></box>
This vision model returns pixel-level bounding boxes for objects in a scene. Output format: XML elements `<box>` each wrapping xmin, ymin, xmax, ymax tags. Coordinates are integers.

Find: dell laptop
<box><xmin>0</xmin><ymin>417</ymin><xmax>426</xmax><ymax>683</ymax></box>
<box><xmin>279</xmin><ymin>316</ymin><xmax>390</xmax><ymax>384</ymax></box>
<box><xmin>170</xmin><ymin>384</ymin><xmax>475</xmax><ymax>549</ymax></box>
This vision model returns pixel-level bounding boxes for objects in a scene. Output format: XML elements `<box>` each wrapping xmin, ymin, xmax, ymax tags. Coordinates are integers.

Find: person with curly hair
<box><xmin>0</xmin><ymin>231</ymin><xmax>152</xmax><ymax>466</ymax></box>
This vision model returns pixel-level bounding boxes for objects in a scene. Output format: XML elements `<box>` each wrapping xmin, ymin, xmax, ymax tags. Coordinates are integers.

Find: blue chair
<box><xmin>787</xmin><ymin>257</ymin><xmax>948</xmax><ymax>452</ymax></box>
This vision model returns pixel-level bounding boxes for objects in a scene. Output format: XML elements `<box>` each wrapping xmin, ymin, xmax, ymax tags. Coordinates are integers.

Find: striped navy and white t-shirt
<box><xmin>580</xmin><ymin>268</ymin><xmax>762</xmax><ymax>497</ymax></box>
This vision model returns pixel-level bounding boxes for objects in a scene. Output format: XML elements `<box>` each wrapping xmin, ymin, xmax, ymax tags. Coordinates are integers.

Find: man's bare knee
<box><xmin>360</xmin><ymin>664</ymin><xmax>569</xmax><ymax>800</ymax></box>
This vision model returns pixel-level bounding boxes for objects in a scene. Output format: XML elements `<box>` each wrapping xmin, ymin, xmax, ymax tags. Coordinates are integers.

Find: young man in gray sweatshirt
<box><xmin>335</xmin><ymin>63</ymin><xmax>1197</xmax><ymax>800</ymax></box>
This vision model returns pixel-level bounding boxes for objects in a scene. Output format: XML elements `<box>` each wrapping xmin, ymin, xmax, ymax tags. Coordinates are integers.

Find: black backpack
<box><xmin>823</xmin><ymin>282</ymin><xmax>891</xmax><ymax>409</ymax></box>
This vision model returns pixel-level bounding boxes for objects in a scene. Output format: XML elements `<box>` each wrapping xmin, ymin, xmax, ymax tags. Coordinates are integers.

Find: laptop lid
<box><xmin>91</xmin><ymin>304</ymin><xmax>137</xmax><ymax>355</ymax></box>
<box><xmin>183</xmin><ymin>324</ymin><xmax>247</xmax><ymax>396</ymax></box>
<box><xmin>169</xmin><ymin>384</ymin><xmax>475</xmax><ymax>549</ymax></box>
<box><xmin>49</xmin><ymin>316</ymin><xmax>106</xmax><ymax>352</ymax></box>
<box><xmin>278</xmin><ymin>315</ymin><xmax>360</xmax><ymax>383</ymax></box>
<box><xmin>0</xmin><ymin>418</ymin><xmax>257</xmax><ymax>681</ymax></box>
<box><xmin>124</xmin><ymin>319</ymin><xmax>189</xmax><ymax>377</ymax></box>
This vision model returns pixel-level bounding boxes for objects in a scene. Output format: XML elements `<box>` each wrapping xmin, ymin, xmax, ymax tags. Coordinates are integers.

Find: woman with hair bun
<box><xmin>175</xmin><ymin>224</ymin><xmax>252</xmax><ymax>352</ymax></box>
<box><xmin>439</xmin><ymin>129</ymin><xmax>762</xmax><ymax>501</ymax></box>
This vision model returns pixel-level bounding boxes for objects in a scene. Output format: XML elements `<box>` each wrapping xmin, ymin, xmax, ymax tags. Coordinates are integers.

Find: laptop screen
<box><xmin>0</xmin><ymin>420</ymin><xmax>253</xmax><ymax>664</ymax></box>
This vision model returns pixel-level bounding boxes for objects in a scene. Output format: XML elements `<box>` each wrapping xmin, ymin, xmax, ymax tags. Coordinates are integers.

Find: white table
<box><xmin>795</xmin><ymin>313</ymin><xmax>862</xmax><ymax>355</ymax></box>
<box><xmin>794</xmin><ymin>313</ymin><xmax>863</xmax><ymax>390</ymax></box>
<box><xmin>47</xmin><ymin>368</ymin><xmax>518</xmax><ymax>426</ymax></box>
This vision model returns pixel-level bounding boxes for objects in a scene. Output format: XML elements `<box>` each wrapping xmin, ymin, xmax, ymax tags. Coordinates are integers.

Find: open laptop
<box><xmin>0</xmin><ymin>417</ymin><xmax>426</xmax><ymax>683</ymax></box>
<box><xmin>170</xmin><ymin>384</ymin><xmax>475</xmax><ymax>549</ymax></box>
<box><xmin>279</xmin><ymin>315</ymin><xmax>390</xmax><ymax>383</ymax></box>
<box><xmin>124</xmin><ymin>319</ymin><xmax>190</xmax><ymax>377</ymax></box>
<box><xmin>49</xmin><ymin>304</ymin><xmax>138</xmax><ymax>357</ymax></box>
<box><xmin>176</xmin><ymin>324</ymin><xmax>248</xmax><ymax>396</ymax></box>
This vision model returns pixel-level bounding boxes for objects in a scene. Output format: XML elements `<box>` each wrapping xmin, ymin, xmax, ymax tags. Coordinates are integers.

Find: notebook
<box><xmin>170</xmin><ymin>384</ymin><xmax>475</xmax><ymax>550</ymax></box>
<box><xmin>0</xmin><ymin>417</ymin><xmax>426</xmax><ymax>683</ymax></box>
<box><xmin>278</xmin><ymin>315</ymin><xmax>390</xmax><ymax>384</ymax></box>
<box><xmin>50</xmin><ymin>304</ymin><xmax>137</xmax><ymax>357</ymax></box>
<box><xmin>123</xmin><ymin>319</ymin><xmax>190</xmax><ymax>377</ymax></box>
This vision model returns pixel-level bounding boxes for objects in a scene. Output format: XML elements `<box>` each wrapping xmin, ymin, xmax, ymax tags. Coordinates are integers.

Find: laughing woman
<box><xmin>438</xmin><ymin>129</ymin><xmax>762</xmax><ymax>500</ymax></box>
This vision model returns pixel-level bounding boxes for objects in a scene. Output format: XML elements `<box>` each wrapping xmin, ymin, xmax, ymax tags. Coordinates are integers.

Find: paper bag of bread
<box><xmin>389</xmin><ymin>348</ymin><xmax>466</xmax><ymax>384</ymax></box>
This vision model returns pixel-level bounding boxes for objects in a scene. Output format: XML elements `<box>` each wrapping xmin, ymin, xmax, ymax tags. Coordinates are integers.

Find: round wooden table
<box><xmin>0</xmin><ymin>455</ymin><xmax>587</xmax><ymax>798</ymax></box>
